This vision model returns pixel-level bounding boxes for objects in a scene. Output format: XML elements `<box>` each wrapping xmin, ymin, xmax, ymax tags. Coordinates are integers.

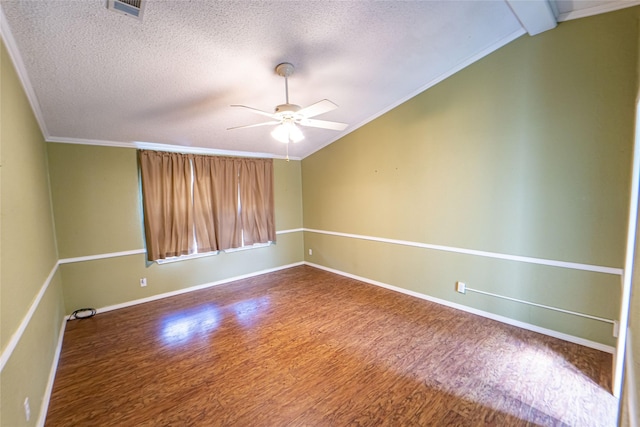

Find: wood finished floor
<box><xmin>46</xmin><ymin>266</ymin><xmax>617</xmax><ymax>426</ymax></box>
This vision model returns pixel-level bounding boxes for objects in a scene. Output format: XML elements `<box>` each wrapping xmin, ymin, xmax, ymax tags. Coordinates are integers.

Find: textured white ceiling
<box><xmin>1</xmin><ymin>0</ymin><xmax>637</xmax><ymax>159</ymax></box>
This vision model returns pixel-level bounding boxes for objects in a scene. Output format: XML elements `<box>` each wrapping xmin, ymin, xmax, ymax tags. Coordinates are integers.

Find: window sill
<box><xmin>156</xmin><ymin>251</ymin><xmax>220</xmax><ymax>265</ymax></box>
<box><xmin>155</xmin><ymin>242</ymin><xmax>273</xmax><ymax>264</ymax></box>
<box><xmin>222</xmin><ymin>241</ymin><xmax>272</xmax><ymax>254</ymax></box>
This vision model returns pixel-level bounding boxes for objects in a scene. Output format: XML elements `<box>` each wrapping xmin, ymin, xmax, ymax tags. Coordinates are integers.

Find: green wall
<box><xmin>47</xmin><ymin>144</ymin><xmax>304</xmax><ymax>312</ymax></box>
<box><xmin>0</xmin><ymin>41</ymin><xmax>66</xmax><ymax>426</ymax></box>
<box><xmin>302</xmin><ymin>7</ymin><xmax>639</xmax><ymax>347</ymax></box>
<box><xmin>3</xmin><ymin>6</ymin><xmax>640</xmax><ymax>425</ymax></box>
<box><xmin>48</xmin><ymin>144</ymin><xmax>143</xmax><ymax>258</ymax></box>
<box><xmin>625</xmin><ymin>193</ymin><xmax>640</xmax><ymax>423</ymax></box>
<box><xmin>623</xmin><ymin>23</ymin><xmax>640</xmax><ymax>423</ymax></box>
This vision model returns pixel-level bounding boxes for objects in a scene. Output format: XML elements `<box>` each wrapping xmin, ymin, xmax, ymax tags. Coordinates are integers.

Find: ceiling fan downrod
<box><xmin>275</xmin><ymin>62</ymin><xmax>295</xmax><ymax>105</ymax></box>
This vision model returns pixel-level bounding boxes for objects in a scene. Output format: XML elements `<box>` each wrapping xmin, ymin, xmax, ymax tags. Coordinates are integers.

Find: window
<box><xmin>138</xmin><ymin>150</ymin><xmax>275</xmax><ymax>262</ymax></box>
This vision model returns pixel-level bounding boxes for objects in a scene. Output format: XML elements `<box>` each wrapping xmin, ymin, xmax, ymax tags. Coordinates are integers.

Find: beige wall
<box><xmin>302</xmin><ymin>7</ymin><xmax>639</xmax><ymax>347</ymax></box>
<box><xmin>47</xmin><ymin>144</ymin><xmax>304</xmax><ymax>312</ymax></box>
<box><xmin>0</xmin><ymin>41</ymin><xmax>66</xmax><ymax>426</ymax></box>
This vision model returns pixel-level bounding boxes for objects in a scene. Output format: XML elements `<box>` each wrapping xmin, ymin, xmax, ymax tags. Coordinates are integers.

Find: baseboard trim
<box><xmin>304</xmin><ymin>262</ymin><xmax>615</xmax><ymax>354</ymax></box>
<box><xmin>89</xmin><ymin>262</ymin><xmax>305</xmax><ymax>316</ymax></box>
<box><xmin>37</xmin><ymin>261</ymin><xmax>615</xmax><ymax>424</ymax></box>
<box><xmin>40</xmin><ymin>263</ymin><xmax>306</xmax><ymax>425</ymax></box>
<box><xmin>37</xmin><ymin>316</ymin><xmax>67</xmax><ymax>427</ymax></box>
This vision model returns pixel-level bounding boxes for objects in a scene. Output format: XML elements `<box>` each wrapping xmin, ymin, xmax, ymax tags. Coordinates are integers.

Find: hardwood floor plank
<box><xmin>46</xmin><ymin>266</ymin><xmax>617</xmax><ymax>426</ymax></box>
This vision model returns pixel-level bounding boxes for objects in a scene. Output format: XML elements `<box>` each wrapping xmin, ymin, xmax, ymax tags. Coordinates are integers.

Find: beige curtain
<box><xmin>193</xmin><ymin>155</ymin><xmax>242</xmax><ymax>251</ymax></box>
<box><xmin>239</xmin><ymin>158</ymin><xmax>276</xmax><ymax>245</ymax></box>
<box><xmin>140</xmin><ymin>151</ymin><xmax>275</xmax><ymax>259</ymax></box>
<box><xmin>139</xmin><ymin>150</ymin><xmax>194</xmax><ymax>261</ymax></box>
<box><xmin>191</xmin><ymin>155</ymin><xmax>218</xmax><ymax>253</ymax></box>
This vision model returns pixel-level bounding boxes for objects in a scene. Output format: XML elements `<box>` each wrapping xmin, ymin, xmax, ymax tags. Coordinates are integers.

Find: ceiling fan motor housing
<box><xmin>274</xmin><ymin>103</ymin><xmax>302</xmax><ymax>121</ymax></box>
<box><xmin>228</xmin><ymin>61</ymin><xmax>347</xmax><ymax>133</ymax></box>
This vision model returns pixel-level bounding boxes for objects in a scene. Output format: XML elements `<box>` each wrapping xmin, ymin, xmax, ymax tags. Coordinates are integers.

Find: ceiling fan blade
<box><xmin>299</xmin><ymin>118</ymin><xmax>348</xmax><ymax>131</ymax></box>
<box><xmin>230</xmin><ymin>105</ymin><xmax>276</xmax><ymax>119</ymax></box>
<box><xmin>227</xmin><ymin>120</ymin><xmax>280</xmax><ymax>130</ymax></box>
<box><xmin>297</xmin><ymin>99</ymin><xmax>338</xmax><ymax>118</ymax></box>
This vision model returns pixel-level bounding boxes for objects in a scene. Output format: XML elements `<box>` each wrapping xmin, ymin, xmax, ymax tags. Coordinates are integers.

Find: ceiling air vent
<box><xmin>107</xmin><ymin>0</ymin><xmax>145</xmax><ymax>20</ymax></box>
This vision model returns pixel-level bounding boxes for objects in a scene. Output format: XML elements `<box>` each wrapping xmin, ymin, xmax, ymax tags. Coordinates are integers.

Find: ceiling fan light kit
<box><xmin>229</xmin><ymin>62</ymin><xmax>348</xmax><ymax>146</ymax></box>
<box><xmin>271</xmin><ymin>120</ymin><xmax>304</xmax><ymax>143</ymax></box>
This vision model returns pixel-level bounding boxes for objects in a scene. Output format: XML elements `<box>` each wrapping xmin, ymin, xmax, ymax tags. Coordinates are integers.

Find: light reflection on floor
<box><xmin>231</xmin><ymin>296</ymin><xmax>270</xmax><ymax>327</ymax></box>
<box><xmin>160</xmin><ymin>297</ymin><xmax>270</xmax><ymax>345</ymax></box>
<box><xmin>345</xmin><ymin>314</ymin><xmax>617</xmax><ymax>426</ymax></box>
<box><xmin>454</xmin><ymin>343</ymin><xmax>616</xmax><ymax>425</ymax></box>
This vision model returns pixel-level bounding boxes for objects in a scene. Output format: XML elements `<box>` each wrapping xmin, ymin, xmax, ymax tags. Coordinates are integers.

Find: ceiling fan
<box><xmin>228</xmin><ymin>63</ymin><xmax>348</xmax><ymax>144</ymax></box>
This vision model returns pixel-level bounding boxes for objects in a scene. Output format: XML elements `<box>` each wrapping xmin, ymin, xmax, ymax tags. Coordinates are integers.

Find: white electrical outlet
<box><xmin>140</xmin><ymin>277</ymin><xmax>147</xmax><ymax>287</ymax></box>
<box><xmin>456</xmin><ymin>281</ymin><xmax>466</xmax><ymax>294</ymax></box>
<box><xmin>24</xmin><ymin>397</ymin><xmax>30</xmax><ymax>422</ymax></box>
<box><xmin>308</xmin><ymin>249</ymin><xmax>313</xmax><ymax>255</ymax></box>
<box><xmin>613</xmin><ymin>321</ymin><xmax>620</xmax><ymax>337</ymax></box>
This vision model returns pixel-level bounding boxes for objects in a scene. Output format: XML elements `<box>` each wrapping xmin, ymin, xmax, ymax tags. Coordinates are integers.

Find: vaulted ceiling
<box><xmin>1</xmin><ymin>0</ymin><xmax>637</xmax><ymax>159</ymax></box>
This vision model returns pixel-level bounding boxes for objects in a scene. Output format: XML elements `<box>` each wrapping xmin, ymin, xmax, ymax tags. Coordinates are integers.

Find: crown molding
<box><xmin>0</xmin><ymin>6</ymin><xmax>51</xmax><ymax>140</ymax></box>
<box><xmin>556</xmin><ymin>0</ymin><xmax>640</xmax><ymax>22</ymax></box>
<box><xmin>1</xmin><ymin>5</ymin><xmax>300</xmax><ymax>161</ymax></box>
<box><xmin>505</xmin><ymin>0</ymin><xmax>557</xmax><ymax>36</ymax></box>
<box><xmin>8</xmin><ymin>0</ymin><xmax>638</xmax><ymax>162</ymax></box>
<box><xmin>46</xmin><ymin>136</ymin><xmax>301</xmax><ymax>160</ymax></box>
<box><xmin>304</xmin><ymin>27</ymin><xmax>527</xmax><ymax>159</ymax></box>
